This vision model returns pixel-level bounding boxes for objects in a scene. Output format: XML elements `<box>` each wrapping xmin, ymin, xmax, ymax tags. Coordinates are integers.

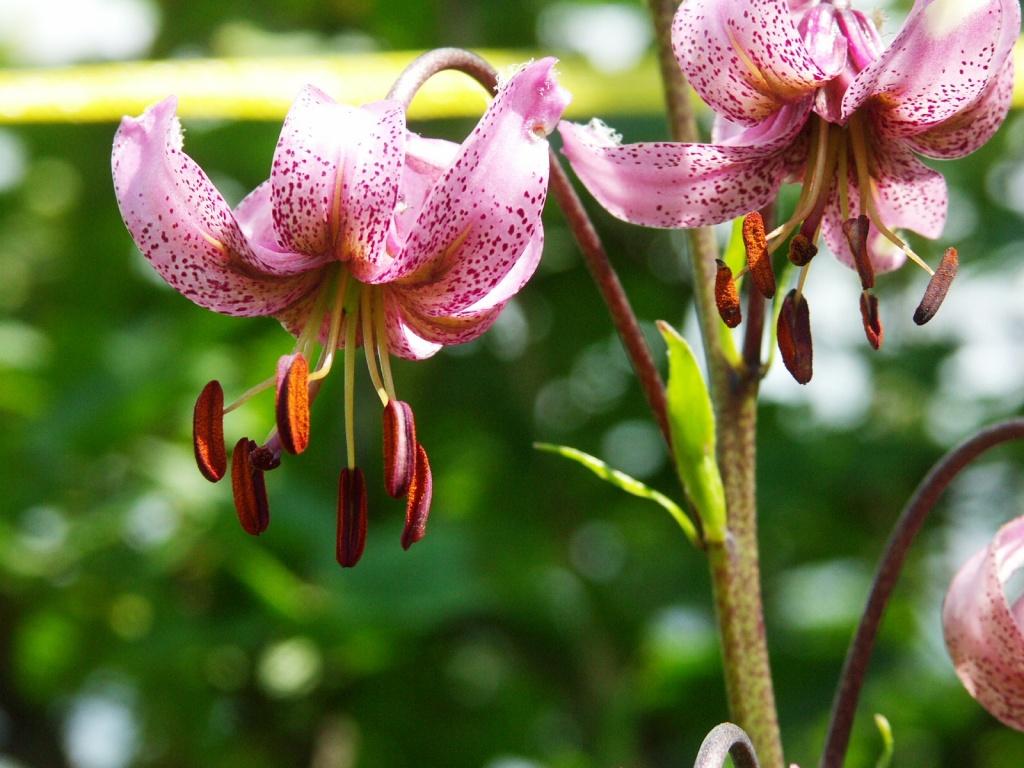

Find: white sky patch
<box><xmin>0</xmin><ymin>0</ymin><xmax>159</xmax><ymax>66</ymax></box>
<box><xmin>0</xmin><ymin>131</ymin><xmax>26</xmax><ymax>192</ymax></box>
<box><xmin>538</xmin><ymin>3</ymin><xmax>652</xmax><ymax>73</ymax></box>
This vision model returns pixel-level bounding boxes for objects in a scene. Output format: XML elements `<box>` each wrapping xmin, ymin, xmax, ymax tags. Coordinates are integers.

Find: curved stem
<box><xmin>547</xmin><ymin>156</ymin><xmax>671</xmax><ymax>446</ymax></box>
<box><xmin>820</xmin><ymin>418</ymin><xmax>1024</xmax><ymax>768</ymax></box>
<box><xmin>648</xmin><ymin>3</ymin><xmax>783</xmax><ymax>766</ymax></box>
<box><xmin>387</xmin><ymin>47</ymin><xmax>497</xmax><ymax>107</ymax></box>
<box><xmin>694</xmin><ymin>723</ymin><xmax>762</xmax><ymax>768</ymax></box>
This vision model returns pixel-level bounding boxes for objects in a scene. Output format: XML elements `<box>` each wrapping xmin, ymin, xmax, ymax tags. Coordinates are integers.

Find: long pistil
<box><xmin>343</xmin><ymin>300</ymin><xmax>358</xmax><ymax>470</ymax></box>
<box><xmin>360</xmin><ymin>288</ymin><xmax>390</xmax><ymax>406</ymax></box>
<box><xmin>373</xmin><ymin>287</ymin><xmax>398</xmax><ymax>401</ymax></box>
<box><xmin>767</xmin><ymin>117</ymin><xmax>833</xmax><ymax>252</ymax></box>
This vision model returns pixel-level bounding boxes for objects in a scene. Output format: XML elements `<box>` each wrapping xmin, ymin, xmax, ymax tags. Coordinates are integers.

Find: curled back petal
<box><xmin>111</xmin><ymin>97</ymin><xmax>317</xmax><ymax>316</ymax></box>
<box><xmin>390</xmin><ymin>134</ymin><xmax>460</xmax><ymax>251</ymax></box>
<box><xmin>381</xmin><ymin>291</ymin><xmax>443</xmax><ymax>360</ymax></box>
<box><xmin>943</xmin><ymin>516</ymin><xmax>1024</xmax><ymax>731</ymax></box>
<box><xmin>671</xmin><ymin>0</ymin><xmax>832</xmax><ymax>125</ymax></box>
<box><xmin>397</xmin><ymin>231</ymin><xmax>544</xmax><ymax>321</ymax></box>
<box><xmin>903</xmin><ymin>54</ymin><xmax>1015</xmax><ymax>159</ymax></box>
<box><xmin>842</xmin><ymin>0</ymin><xmax>1020</xmax><ymax>135</ymax></box>
<box><xmin>234</xmin><ymin>182</ymin><xmax>333</xmax><ymax>276</ymax></box>
<box><xmin>377</xmin><ymin>58</ymin><xmax>570</xmax><ymax>305</ymax></box>
<box><xmin>558</xmin><ymin>103</ymin><xmax>810</xmax><ymax>229</ymax></box>
<box><xmin>271</xmin><ymin>87</ymin><xmax>405</xmax><ymax>270</ymax></box>
<box><xmin>821</xmin><ymin>135</ymin><xmax>947</xmax><ymax>273</ymax></box>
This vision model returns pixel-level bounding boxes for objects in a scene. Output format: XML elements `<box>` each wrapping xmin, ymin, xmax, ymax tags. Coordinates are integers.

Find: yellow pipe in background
<box><xmin>0</xmin><ymin>49</ymin><xmax>664</xmax><ymax>123</ymax></box>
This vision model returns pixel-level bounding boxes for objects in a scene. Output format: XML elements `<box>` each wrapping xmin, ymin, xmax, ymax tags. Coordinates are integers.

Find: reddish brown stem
<box><xmin>547</xmin><ymin>157</ymin><xmax>671</xmax><ymax>446</ymax></box>
<box><xmin>820</xmin><ymin>418</ymin><xmax>1024</xmax><ymax>768</ymax></box>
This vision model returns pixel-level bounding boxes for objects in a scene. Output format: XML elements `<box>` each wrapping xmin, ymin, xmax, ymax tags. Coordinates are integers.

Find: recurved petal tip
<box><xmin>943</xmin><ymin>515</ymin><xmax>1024</xmax><ymax>731</ymax></box>
<box><xmin>231</xmin><ymin>437</ymin><xmax>270</xmax><ymax>536</ymax></box>
<box><xmin>914</xmin><ymin>247</ymin><xmax>958</xmax><ymax>325</ymax></box>
<box><xmin>337</xmin><ymin>467</ymin><xmax>368</xmax><ymax>567</ymax></box>
<box><xmin>275</xmin><ymin>353</ymin><xmax>311</xmax><ymax>455</ymax></box>
<box><xmin>383</xmin><ymin>400</ymin><xmax>417</xmax><ymax>498</ymax></box>
<box><xmin>714</xmin><ymin>259</ymin><xmax>742</xmax><ymax>328</ymax></box>
<box><xmin>743</xmin><ymin>211</ymin><xmax>776</xmax><ymax>299</ymax></box>
<box><xmin>402</xmin><ymin>444</ymin><xmax>433</xmax><ymax>550</ymax></box>
<box><xmin>777</xmin><ymin>289</ymin><xmax>813</xmax><ymax>384</ymax></box>
<box><xmin>193</xmin><ymin>380</ymin><xmax>226</xmax><ymax>482</ymax></box>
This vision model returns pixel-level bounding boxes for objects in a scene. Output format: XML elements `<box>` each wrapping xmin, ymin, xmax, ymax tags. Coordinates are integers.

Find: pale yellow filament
<box><xmin>767</xmin><ymin>116</ymin><xmax>832</xmax><ymax>252</ymax></box>
<box><xmin>848</xmin><ymin>117</ymin><xmax>935</xmax><ymax>276</ymax></box>
<box><xmin>360</xmin><ymin>288</ymin><xmax>390</xmax><ymax>406</ymax></box>
<box><xmin>373</xmin><ymin>287</ymin><xmax>398</xmax><ymax>402</ymax></box>
<box><xmin>343</xmin><ymin>305</ymin><xmax>358</xmax><ymax>470</ymax></box>
<box><xmin>308</xmin><ymin>271</ymin><xmax>349</xmax><ymax>382</ymax></box>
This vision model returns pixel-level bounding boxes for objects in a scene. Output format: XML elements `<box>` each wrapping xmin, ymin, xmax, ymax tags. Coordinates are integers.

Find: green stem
<box><xmin>647</xmin><ymin>3</ymin><xmax>783</xmax><ymax>765</ymax></box>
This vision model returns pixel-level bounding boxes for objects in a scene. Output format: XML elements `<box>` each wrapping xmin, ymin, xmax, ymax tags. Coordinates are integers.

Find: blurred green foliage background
<box><xmin>1</xmin><ymin>1</ymin><xmax>1023</xmax><ymax>767</ymax></box>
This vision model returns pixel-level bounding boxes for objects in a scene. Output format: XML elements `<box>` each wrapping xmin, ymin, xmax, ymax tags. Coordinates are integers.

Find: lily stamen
<box><xmin>360</xmin><ymin>288</ymin><xmax>390</xmax><ymax>407</ymax></box>
<box><xmin>373</xmin><ymin>287</ymin><xmax>398</xmax><ymax>401</ymax></box>
<box><xmin>343</xmin><ymin>300</ymin><xmax>358</xmax><ymax>471</ymax></box>
<box><xmin>848</xmin><ymin>117</ymin><xmax>936</xmax><ymax>277</ymax></box>
<box><xmin>222</xmin><ymin>375</ymin><xmax>276</xmax><ymax>415</ymax></box>
<box><xmin>308</xmin><ymin>270</ymin><xmax>349</xmax><ymax>383</ymax></box>
<box><xmin>767</xmin><ymin>117</ymin><xmax>833</xmax><ymax>252</ymax></box>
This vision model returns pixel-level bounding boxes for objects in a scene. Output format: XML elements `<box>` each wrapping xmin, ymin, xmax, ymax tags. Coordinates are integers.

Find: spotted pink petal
<box><xmin>270</xmin><ymin>87</ymin><xmax>405</xmax><ymax>273</ymax></box>
<box><xmin>390</xmin><ymin>134</ymin><xmax>460</xmax><ymax>250</ymax></box>
<box><xmin>111</xmin><ymin>96</ymin><xmax>317</xmax><ymax>317</ymax></box>
<box><xmin>381</xmin><ymin>291</ymin><xmax>443</xmax><ymax>360</ymax></box>
<box><xmin>234</xmin><ymin>182</ymin><xmax>334</xmax><ymax>276</ymax></box>
<box><xmin>559</xmin><ymin>100</ymin><xmax>811</xmax><ymax>229</ymax></box>
<box><xmin>841</xmin><ymin>0</ymin><xmax>1020</xmax><ymax>136</ymax></box>
<box><xmin>397</xmin><ymin>231</ymin><xmax>544</xmax><ymax>324</ymax></box>
<box><xmin>943</xmin><ymin>515</ymin><xmax>1024</xmax><ymax>731</ymax></box>
<box><xmin>821</xmin><ymin>134</ymin><xmax>946</xmax><ymax>274</ymax></box>
<box><xmin>374</xmin><ymin>58</ymin><xmax>570</xmax><ymax>315</ymax></box>
<box><xmin>671</xmin><ymin>0</ymin><xmax>832</xmax><ymax>126</ymax></box>
<box><xmin>904</xmin><ymin>54</ymin><xmax>1016</xmax><ymax>159</ymax></box>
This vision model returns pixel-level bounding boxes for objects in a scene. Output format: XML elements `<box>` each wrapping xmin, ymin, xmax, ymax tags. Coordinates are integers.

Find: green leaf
<box><xmin>656</xmin><ymin>321</ymin><xmax>727</xmax><ymax>543</ymax></box>
<box><xmin>873</xmin><ymin>714</ymin><xmax>894</xmax><ymax>768</ymax></box>
<box><xmin>722</xmin><ymin>215</ymin><xmax>747</xmax><ymax>276</ymax></box>
<box><xmin>534</xmin><ymin>443</ymin><xmax>699</xmax><ymax>547</ymax></box>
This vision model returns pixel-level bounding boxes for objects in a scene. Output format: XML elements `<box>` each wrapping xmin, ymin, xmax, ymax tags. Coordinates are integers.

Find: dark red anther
<box><xmin>250</xmin><ymin>435</ymin><xmax>282</xmax><ymax>472</ymax></box>
<box><xmin>382</xmin><ymin>400</ymin><xmax>417</xmax><ymax>498</ymax></box>
<box><xmin>788</xmin><ymin>233</ymin><xmax>818</xmax><ymax>267</ymax></box>
<box><xmin>193</xmin><ymin>380</ymin><xmax>227</xmax><ymax>482</ymax></box>
<box><xmin>714</xmin><ymin>259</ymin><xmax>742</xmax><ymax>328</ymax></box>
<box><xmin>777</xmin><ymin>289</ymin><xmax>813</xmax><ymax>385</ymax></box>
<box><xmin>914</xmin><ymin>247</ymin><xmax>959</xmax><ymax>325</ymax></box>
<box><xmin>402</xmin><ymin>444</ymin><xmax>433</xmax><ymax>550</ymax></box>
<box><xmin>276</xmin><ymin>354</ymin><xmax>310</xmax><ymax>455</ymax></box>
<box><xmin>842</xmin><ymin>215</ymin><xmax>874</xmax><ymax>289</ymax></box>
<box><xmin>337</xmin><ymin>467</ymin><xmax>368</xmax><ymax>567</ymax></box>
<box><xmin>859</xmin><ymin>290</ymin><xmax>884</xmax><ymax>350</ymax></box>
<box><xmin>231</xmin><ymin>437</ymin><xmax>270</xmax><ymax>535</ymax></box>
<box><xmin>743</xmin><ymin>211</ymin><xmax>776</xmax><ymax>299</ymax></box>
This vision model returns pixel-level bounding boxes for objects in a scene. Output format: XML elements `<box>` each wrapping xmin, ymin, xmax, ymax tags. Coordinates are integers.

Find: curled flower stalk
<box><xmin>564</xmin><ymin>0</ymin><xmax>1018</xmax><ymax>383</ymax></box>
<box><xmin>112</xmin><ymin>57</ymin><xmax>570</xmax><ymax>565</ymax></box>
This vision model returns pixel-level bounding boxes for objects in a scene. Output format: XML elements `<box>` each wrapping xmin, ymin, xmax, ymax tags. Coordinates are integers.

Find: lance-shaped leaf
<box><xmin>657</xmin><ymin>321</ymin><xmax>727</xmax><ymax>543</ymax></box>
<box><xmin>534</xmin><ymin>443</ymin><xmax>699</xmax><ymax>547</ymax></box>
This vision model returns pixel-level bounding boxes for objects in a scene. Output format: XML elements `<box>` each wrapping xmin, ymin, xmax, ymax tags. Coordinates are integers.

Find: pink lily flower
<box><xmin>560</xmin><ymin>0</ymin><xmax>1018</xmax><ymax>378</ymax></box>
<box><xmin>112</xmin><ymin>58</ymin><xmax>570</xmax><ymax>565</ymax></box>
<box><xmin>943</xmin><ymin>515</ymin><xmax>1024</xmax><ymax>730</ymax></box>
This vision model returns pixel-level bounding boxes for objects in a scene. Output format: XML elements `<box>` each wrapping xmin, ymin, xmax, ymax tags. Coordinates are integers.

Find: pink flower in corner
<box><xmin>943</xmin><ymin>515</ymin><xmax>1024</xmax><ymax>731</ymax></box>
<box><xmin>112</xmin><ymin>58</ymin><xmax>570</xmax><ymax>566</ymax></box>
<box><xmin>560</xmin><ymin>0</ymin><xmax>1018</xmax><ymax>379</ymax></box>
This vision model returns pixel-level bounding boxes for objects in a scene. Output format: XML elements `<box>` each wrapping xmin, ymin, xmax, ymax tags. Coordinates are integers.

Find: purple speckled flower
<box><xmin>559</xmin><ymin>0</ymin><xmax>1017</xmax><ymax>363</ymax></box>
<box><xmin>944</xmin><ymin>515</ymin><xmax>1024</xmax><ymax>731</ymax></box>
<box><xmin>112</xmin><ymin>58</ymin><xmax>570</xmax><ymax>565</ymax></box>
